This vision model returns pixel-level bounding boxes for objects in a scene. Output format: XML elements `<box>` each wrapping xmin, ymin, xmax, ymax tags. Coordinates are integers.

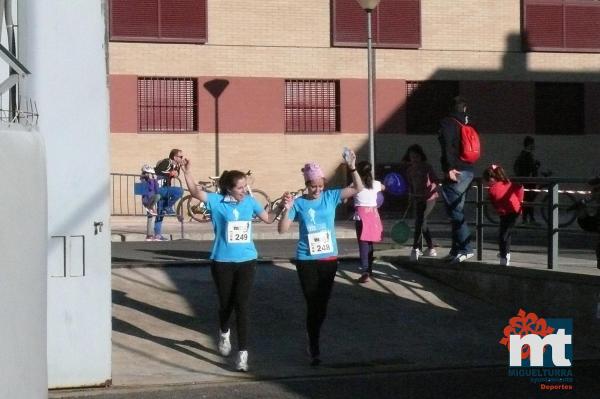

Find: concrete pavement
<box><xmin>47</xmin><ymin>217</ymin><xmax>600</xmax><ymax>398</ymax></box>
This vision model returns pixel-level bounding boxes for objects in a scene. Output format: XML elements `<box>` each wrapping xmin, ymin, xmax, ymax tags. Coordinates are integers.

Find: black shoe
<box><xmin>310</xmin><ymin>357</ymin><xmax>321</xmax><ymax>366</ymax></box>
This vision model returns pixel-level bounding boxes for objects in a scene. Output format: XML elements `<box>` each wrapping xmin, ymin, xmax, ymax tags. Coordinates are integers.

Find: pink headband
<box><xmin>302</xmin><ymin>162</ymin><xmax>324</xmax><ymax>182</ymax></box>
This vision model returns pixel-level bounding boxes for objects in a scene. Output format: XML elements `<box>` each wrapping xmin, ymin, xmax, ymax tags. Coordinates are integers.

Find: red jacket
<box><xmin>488</xmin><ymin>181</ymin><xmax>524</xmax><ymax>216</ymax></box>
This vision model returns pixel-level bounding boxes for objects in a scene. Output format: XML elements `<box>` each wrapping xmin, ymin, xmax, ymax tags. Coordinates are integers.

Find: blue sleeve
<box><xmin>206</xmin><ymin>192</ymin><xmax>219</xmax><ymax>212</ymax></box>
<box><xmin>288</xmin><ymin>202</ymin><xmax>297</xmax><ymax>221</ymax></box>
<box><xmin>251</xmin><ymin>197</ymin><xmax>264</xmax><ymax>215</ymax></box>
<box><xmin>329</xmin><ymin>189</ymin><xmax>343</xmax><ymax>206</ymax></box>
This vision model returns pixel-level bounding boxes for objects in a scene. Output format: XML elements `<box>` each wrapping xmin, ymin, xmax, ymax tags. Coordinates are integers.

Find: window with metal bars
<box><xmin>110</xmin><ymin>0</ymin><xmax>207</xmax><ymax>44</ymax></box>
<box><xmin>406</xmin><ymin>80</ymin><xmax>459</xmax><ymax>134</ymax></box>
<box><xmin>284</xmin><ymin>80</ymin><xmax>340</xmax><ymax>133</ymax></box>
<box><xmin>332</xmin><ymin>0</ymin><xmax>421</xmax><ymax>48</ymax></box>
<box><xmin>138</xmin><ymin>77</ymin><xmax>198</xmax><ymax>132</ymax></box>
<box><xmin>523</xmin><ymin>0</ymin><xmax>600</xmax><ymax>52</ymax></box>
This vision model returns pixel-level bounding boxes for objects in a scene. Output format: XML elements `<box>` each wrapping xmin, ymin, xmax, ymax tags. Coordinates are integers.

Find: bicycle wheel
<box><xmin>176</xmin><ymin>195</ymin><xmax>190</xmax><ymax>221</ymax></box>
<box><xmin>270</xmin><ymin>196</ymin><xmax>285</xmax><ymax>221</ymax></box>
<box><xmin>483</xmin><ymin>202</ymin><xmax>500</xmax><ymax>225</ymax></box>
<box><xmin>250</xmin><ymin>189</ymin><xmax>271</xmax><ymax>222</ymax></box>
<box><xmin>540</xmin><ymin>192</ymin><xmax>577</xmax><ymax>228</ymax></box>
<box><xmin>176</xmin><ymin>194</ymin><xmax>210</xmax><ymax>222</ymax></box>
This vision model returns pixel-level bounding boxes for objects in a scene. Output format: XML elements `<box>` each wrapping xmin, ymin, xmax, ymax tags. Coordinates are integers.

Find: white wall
<box><xmin>0</xmin><ymin>128</ymin><xmax>48</xmax><ymax>398</ymax></box>
<box><xmin>18</xmin><ymin>0</ymin><xmax>112</xmax><ymax>388</ymax></box>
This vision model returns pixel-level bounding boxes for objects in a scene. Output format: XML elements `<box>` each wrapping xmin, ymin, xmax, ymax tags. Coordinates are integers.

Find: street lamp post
<box><xmin>356</xmin><ymin>0</ymin><xmax>380</xmax><ymax>178</ymax></box>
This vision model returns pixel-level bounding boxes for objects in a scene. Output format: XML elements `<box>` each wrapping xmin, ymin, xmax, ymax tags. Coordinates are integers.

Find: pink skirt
<box><xmin>356</xmin><ymin>206</ymin><xmax>383</xmax><ymax>242</ymax></box>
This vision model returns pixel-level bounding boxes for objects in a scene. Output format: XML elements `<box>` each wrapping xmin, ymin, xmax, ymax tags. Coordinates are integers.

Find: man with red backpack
<box><xmin>438</xmin><ymin>96</ymin><xmax>481</xmax><ymax>263</ymax></box>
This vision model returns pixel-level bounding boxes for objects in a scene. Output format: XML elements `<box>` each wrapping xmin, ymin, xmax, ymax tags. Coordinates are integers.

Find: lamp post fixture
<box><xmin>356</xmin><ymin>0</ymin><xmax>380</xmax><ymax>178</ymax></box>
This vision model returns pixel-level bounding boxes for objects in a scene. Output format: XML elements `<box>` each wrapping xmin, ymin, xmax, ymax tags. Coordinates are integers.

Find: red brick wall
<box><xmin>199</xmin><ymin>77</ymin><xmax>284</xmax><ymax>133</ymax></box>
<box><xmin>376</xmin><ymin>79</ymin><xmax>407</xmax><ymax>134</ymax></box>
<box><xmin>109</xmin><ymin>75</ymin><xmax>138</xmax><ymax>133</ymax></box>
<box><xmin>340</xmin><ymin>79</ymin><xmax>367</xmax><ymax>133</ymax></box>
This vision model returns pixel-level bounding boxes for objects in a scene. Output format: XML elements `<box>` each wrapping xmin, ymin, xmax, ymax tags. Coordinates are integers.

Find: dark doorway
<box><xmin>535</xmin><ymin>82</ymin><xmax>584</xmax><ymax>135</ymax></box>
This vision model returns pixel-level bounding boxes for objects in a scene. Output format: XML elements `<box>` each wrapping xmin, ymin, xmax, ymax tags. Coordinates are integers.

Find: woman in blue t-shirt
<box><xmin>277</xmin><ymin>150</ymin><xmax>364</xmax><ymax>366</ymax></box>
<box><xmin>181</xmin><ymin>159</ymin><xmax>284</xmax><ymax>372</ymax></box>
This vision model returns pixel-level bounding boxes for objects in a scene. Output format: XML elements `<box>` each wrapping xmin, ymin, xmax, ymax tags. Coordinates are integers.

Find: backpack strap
<box><xmin>451</xmin><ymin>117</ymin><xmax>465</xmax><ymax>126</ymax></box>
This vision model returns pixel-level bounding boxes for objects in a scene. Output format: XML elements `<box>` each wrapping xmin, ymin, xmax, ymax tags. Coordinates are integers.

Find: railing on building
<box><xmin>0</xmin><ymin>0</ymin><xmax>38</xmax><ymax>128</ymax></box>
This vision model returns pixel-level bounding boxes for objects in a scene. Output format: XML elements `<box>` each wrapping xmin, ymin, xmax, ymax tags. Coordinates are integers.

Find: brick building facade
<box><xmin>109</xmin><ymin>0</ymin><xmax>600</xmax><ymax>198</ymax></box>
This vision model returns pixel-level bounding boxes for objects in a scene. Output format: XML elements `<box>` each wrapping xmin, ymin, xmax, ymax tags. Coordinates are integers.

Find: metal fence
<box><xmin>472</xmin><ymin>176</ymin><xmax>593</xmax><ymax>270</ymax></box>
<box><xmin>111</xmin><ymin>172</ymin><xmax>186</xmax><ymax>237</ymax></box>
<box><xmin>110</xmin><ymin>172</ymin><xmax>596</xmax><ymax>269</ymax></box>
<box><xmin>111</xmin><ymin>173</ymin><xmax>186</xmax><ymax>216</ymax></box>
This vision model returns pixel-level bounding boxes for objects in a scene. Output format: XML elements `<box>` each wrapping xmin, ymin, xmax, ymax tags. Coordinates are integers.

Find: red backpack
<box><xmin>453</xmin><ymin>118</ymin><xmax>481</xmax><ymax>164</ymax></box>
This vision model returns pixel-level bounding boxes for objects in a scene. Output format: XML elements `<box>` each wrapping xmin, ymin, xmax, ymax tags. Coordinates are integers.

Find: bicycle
<box><xmin>176</xmin><ymin>171</ymin><xmax>271</xmax><ymax>223</ymax></box>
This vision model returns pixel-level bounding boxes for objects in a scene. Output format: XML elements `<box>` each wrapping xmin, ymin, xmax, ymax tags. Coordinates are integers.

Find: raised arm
<box><xmin>180</xmin><ymin>158</ymin><xmax>208</xmax><ymax>203</ymax></box>
<box><xmin>341</xmin><ymin>150</ymin><xmax>364</xmax><ymax>200</ymax></box>
<box><xmin>256</xmin><ymin>193</ymin><xmax>288</xmax><ymax>224</ymax></box>
<box><xmin>277</xmin><ymin>192</ymin><xmax>295</xmax><ymax>233</ymax></box>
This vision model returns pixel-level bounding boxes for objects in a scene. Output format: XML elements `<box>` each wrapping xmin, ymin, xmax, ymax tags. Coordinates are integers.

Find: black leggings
<box><xmin>295</xmin><ymin>259</ymin><xmax>338</xmax><ymax>357</ymax></box>
<box><xmin>211</xmin><ymin>260</ymin><xmax>256</xmax><ymax>350</ymax></box>
<box><xmin>413</xmin><ymin>200</ymin><xmax>434</xmax><ymax>250</ymax></box>
<box><xmin>499</xmin><ymin>213</ymin><xmax>519</xmax><ymax>257</ymax></box>
<box><xmin>355</xmin><ymin>220</ymin><xmax>374</xmax><ymax>273</ymax></box>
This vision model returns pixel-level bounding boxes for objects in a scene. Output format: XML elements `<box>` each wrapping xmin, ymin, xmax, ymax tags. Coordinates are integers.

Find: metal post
<box><xmin>366</xmin><ymin>9</ymin><xmax>375</xmax><ymax>178</ymax></box>
<box><xmin>476</xmin><ymin>180</ymin><xmax>483</xmax><ymax>261</ymax></box>
<box><xmin>547</xmin><ymin>182</ymin><xmax>559</xmax><ymax>269</ymax></box>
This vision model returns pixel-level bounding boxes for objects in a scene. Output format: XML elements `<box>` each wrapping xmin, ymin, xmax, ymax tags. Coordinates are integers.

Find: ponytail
<box><xmin>483</xmin><ymin>164</ymin><xmax>510</xmax><ymax>183</ymax></box>
<box><xmin>356</xmin><ymin>161</ymin><xmax>373</xmax><ymax>189</ymax></box>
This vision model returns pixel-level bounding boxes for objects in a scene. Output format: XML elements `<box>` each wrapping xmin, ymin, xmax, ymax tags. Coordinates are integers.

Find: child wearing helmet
<box><xmin>140</xmin><ymin>164</ymin><xmax>161</xmax><ymax>240</ymax></box>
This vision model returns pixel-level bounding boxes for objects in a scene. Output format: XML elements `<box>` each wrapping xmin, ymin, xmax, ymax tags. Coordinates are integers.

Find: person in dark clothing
<box><xmin>438</xmin><ymin>96</ymin><xmax>477</xmax><ymax>263</ymax></box>
<box><xmin>513</xmin><ymin>136</ymin><xmax>541</xmax><ymax>224</ymax></box>
<box><xmin>151</xmin><ymin>149</ymin><xmax>185</xmax><ymax>240</ymax></box>
<box><xmin>154</xmin><ymin>148</ymin><xmax>185</xmax><ymax>215</ymax></box>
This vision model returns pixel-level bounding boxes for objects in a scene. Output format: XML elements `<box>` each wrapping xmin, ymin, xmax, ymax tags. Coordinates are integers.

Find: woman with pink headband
<box><xmin>277</xmin><ymin>150</ymin><xmax>364</xmax><ymax>366</ymax></box>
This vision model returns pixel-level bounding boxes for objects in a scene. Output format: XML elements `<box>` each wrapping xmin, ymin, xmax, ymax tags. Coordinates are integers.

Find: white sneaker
<box><xmin>500</xmin><ymin>253</ymin><xmax>511</xmax><ymax>266</ymax></box>
<box><xmin>410</xmin><ymin>248</ymin><xmax>422</xmax><ymax>262</ymax></box>
<box><xmin>218</xmin><ymin>329</ymin><xmax>231</xmax><ymax>356</ymax></box>
<box><xmin>423</xmin><ymin>248</ymin><xmax>437</xmax><ymax>257</ymax></box>
<box><xmin>235</xmin><ymin>350</ymin><xmax>248</xmax><ymax>372</ymax></box>
<box><xmin>450</xmin><ymin>252</ymin><xmax>474</xmax><ymax>264</ymax></box>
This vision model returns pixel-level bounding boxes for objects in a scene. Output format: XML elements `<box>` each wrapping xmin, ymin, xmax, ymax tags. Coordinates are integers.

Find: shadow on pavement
<box><xmin>106</xmin><ymin>258</ymin><xmax>600</xmax><ymax>397</ymax></box>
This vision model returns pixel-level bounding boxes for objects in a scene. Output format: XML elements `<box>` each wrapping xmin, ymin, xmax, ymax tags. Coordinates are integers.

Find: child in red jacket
<box><xmin>483</xmin><ymin>164</ymin><xmax>524</xmax><ymax>266</ymax></box>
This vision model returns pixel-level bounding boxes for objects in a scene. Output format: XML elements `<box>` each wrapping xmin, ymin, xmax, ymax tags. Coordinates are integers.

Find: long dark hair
<box><xmin>356</xmin><ymin>161</ymin><xmax>373</xmax><ymax>189</ymax></box>
<box><xmin>402</xmin><ymin>144</ymin><xmax>428</xmax><ymax>163</ymax></box>
<box><xmin>218</xmin><ymin>170</ymin><xmax>247</xmax><ymax>194</ymax></box>
<box><xmin>483</xmin><ymin>164</ymin><xmax>510</xmax><ymax>183</ymax></box>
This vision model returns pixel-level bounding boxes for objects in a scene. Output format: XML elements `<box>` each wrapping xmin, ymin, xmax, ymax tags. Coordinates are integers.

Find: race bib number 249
<box><xmin>227</xmin><ymin>221</ymin><xmax>251</xmax><ymax>243</ymax></box>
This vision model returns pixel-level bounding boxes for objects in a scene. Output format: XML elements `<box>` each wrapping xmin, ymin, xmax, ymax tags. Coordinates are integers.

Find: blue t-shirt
<box><xmin>288</xmin><ymin>189</ymin><xmax>343</xmax><ymax>260</ymax></box>
<box><xmin>206</xmin><ymin>193</ymin><xmax>264</xmax><ymax>262</ymax></box>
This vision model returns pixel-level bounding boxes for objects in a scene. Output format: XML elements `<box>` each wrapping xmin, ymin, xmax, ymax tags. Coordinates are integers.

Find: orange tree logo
<box><xmin>499</xmin><ymin>309</ymin><xmax>555</xmax><ymax>361</ymax></box>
